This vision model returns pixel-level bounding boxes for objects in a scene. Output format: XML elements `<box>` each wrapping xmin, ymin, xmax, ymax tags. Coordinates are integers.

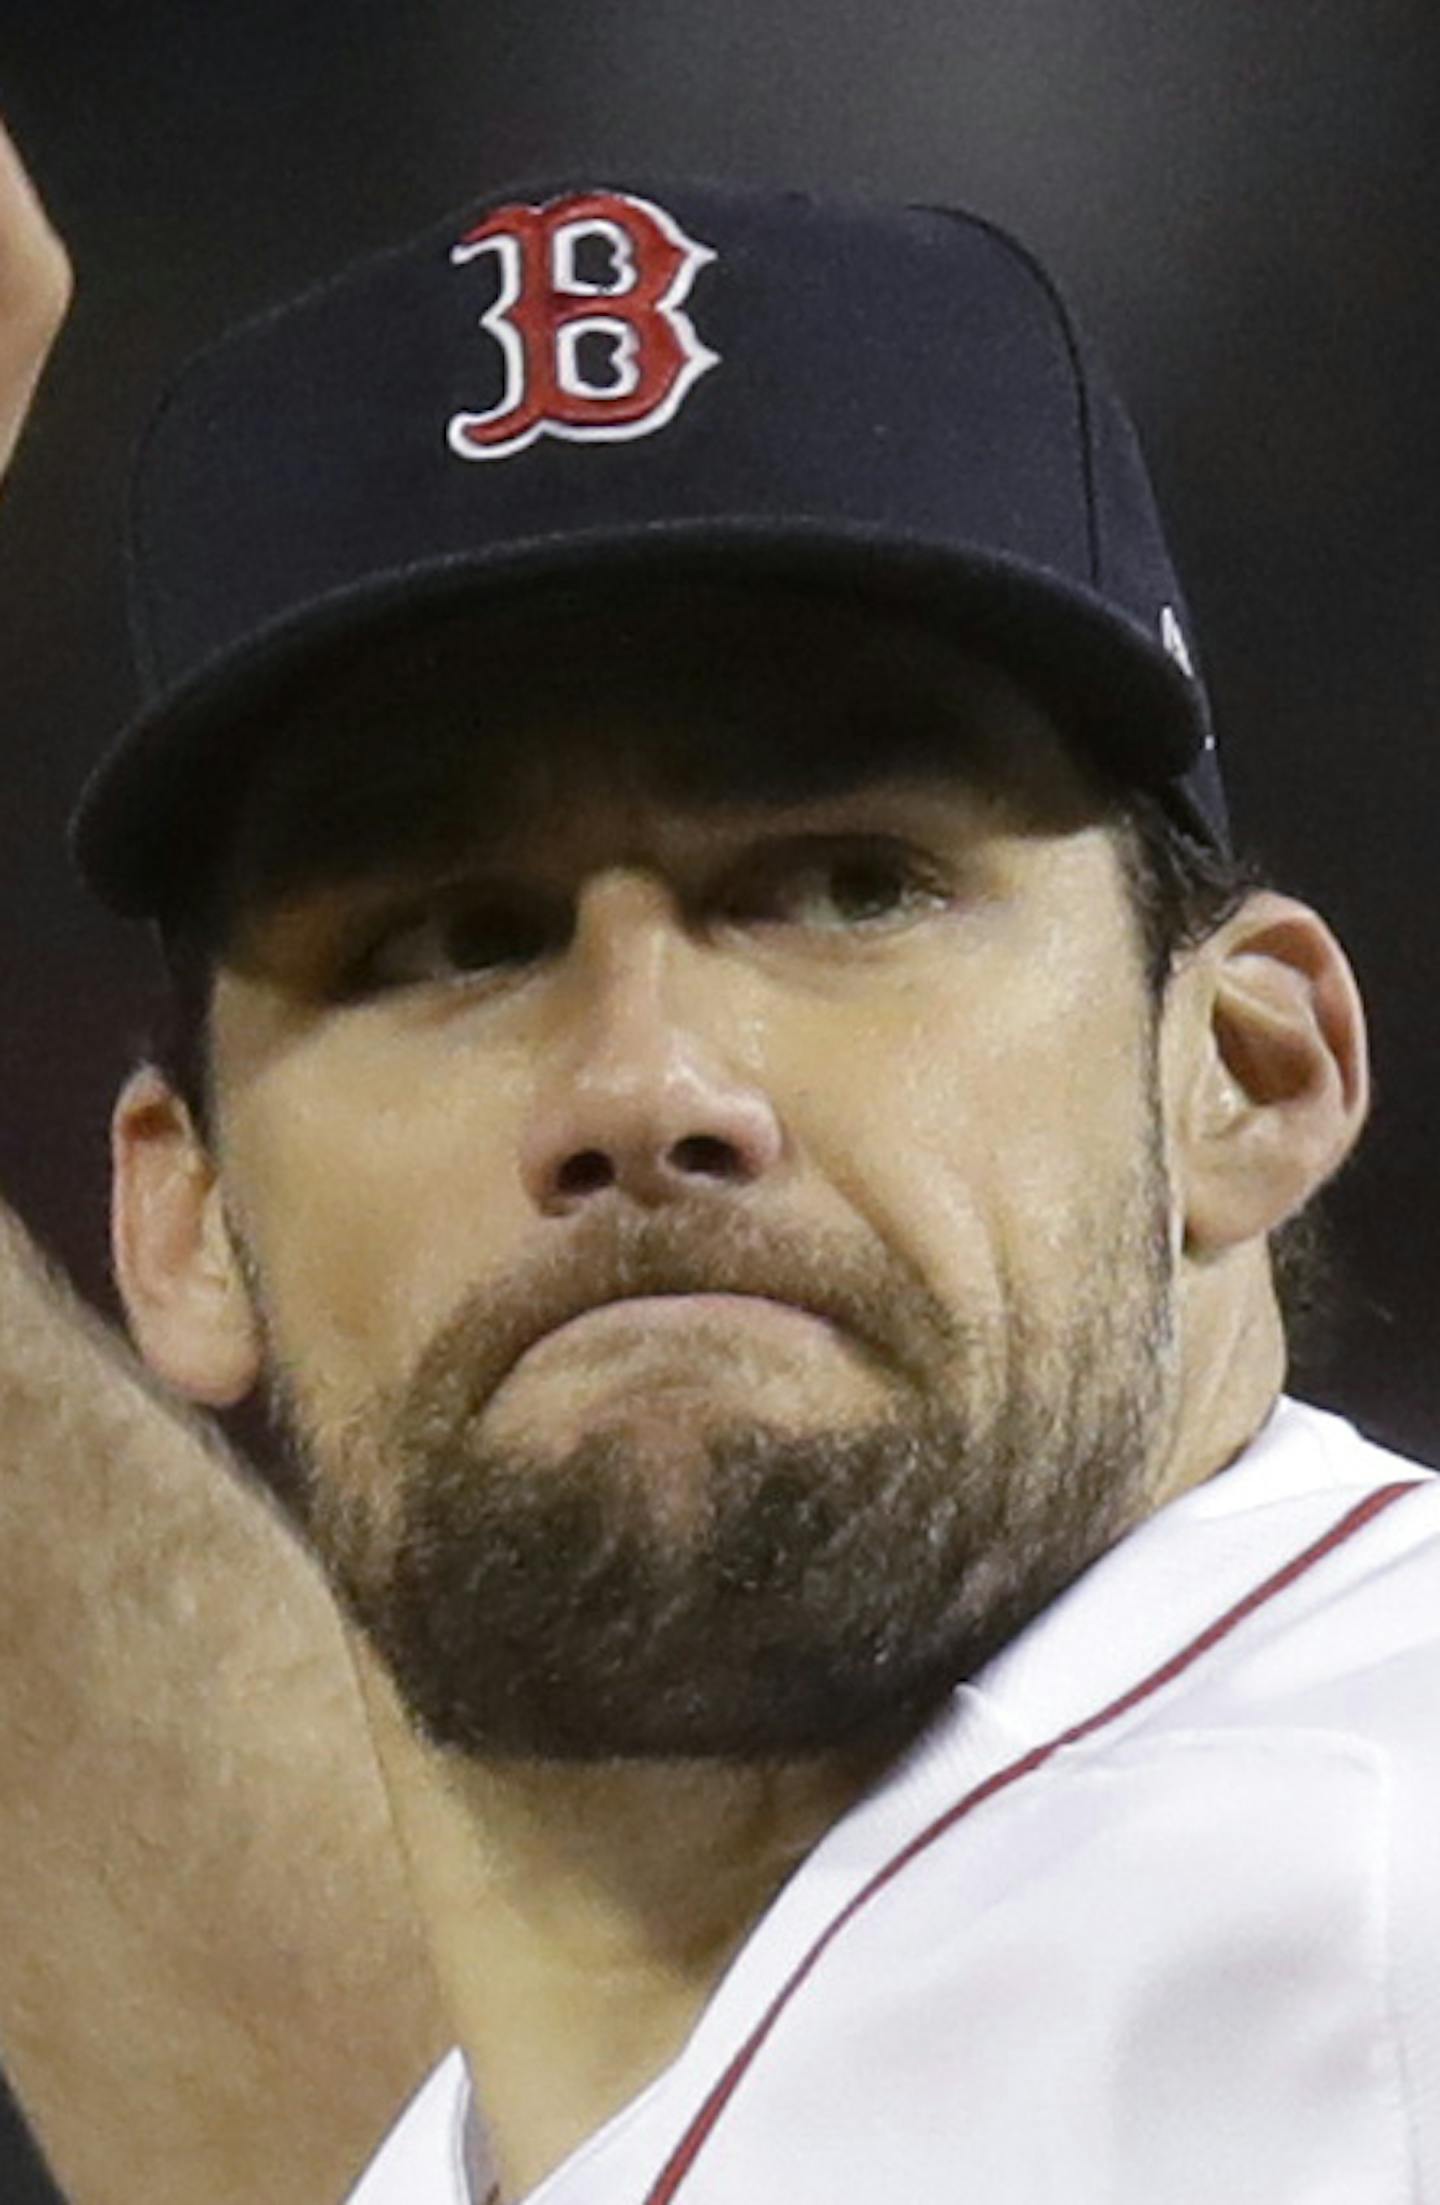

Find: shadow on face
<box><xmin>201</xmin><ymin>575</ymin><xmax>1118</xmax><ymax>957</ymax></box>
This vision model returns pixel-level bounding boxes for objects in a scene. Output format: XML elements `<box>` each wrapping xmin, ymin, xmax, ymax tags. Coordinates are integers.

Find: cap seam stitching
<box><xmin>913</xmin><ymin>204</ymin><xmax>1102</xmax><ymax>591</ymax></box>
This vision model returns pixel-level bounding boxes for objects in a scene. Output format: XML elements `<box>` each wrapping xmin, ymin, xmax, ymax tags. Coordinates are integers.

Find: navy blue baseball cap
<box><xmin>69</xmin><ymin>176</ymin><xmax>1230</xmax><ymax>924</ymax></box>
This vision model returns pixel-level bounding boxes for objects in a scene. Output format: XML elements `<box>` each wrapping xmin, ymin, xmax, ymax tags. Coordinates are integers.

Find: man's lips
<box><xmin>604</xmin><ymin>1291</ymin><xmax>829</xmax><ymax>1319</ymax></box>
<box><xmin>527</xmin><ymin>1292</ymin><xmax>838</xmax><ymax>1357</ymax></box>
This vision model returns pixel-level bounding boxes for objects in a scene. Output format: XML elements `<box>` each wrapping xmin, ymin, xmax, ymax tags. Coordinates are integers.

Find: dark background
<box><xmin>0</xmin><ymin>2</ymin><xmax>1436</xmax><ymax>2195</ymax></box>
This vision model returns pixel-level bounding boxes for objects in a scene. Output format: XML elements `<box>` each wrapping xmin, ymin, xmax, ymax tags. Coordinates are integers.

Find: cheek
<box><xmin>836</xmin><ymin>941</ymin><xmax>1152</xmax><ymax>1310</ymax></box>
<box><xmin>220</xmin><ymin>1023</ymin><xmax>523</xmax><ymax>1394</ymax></box>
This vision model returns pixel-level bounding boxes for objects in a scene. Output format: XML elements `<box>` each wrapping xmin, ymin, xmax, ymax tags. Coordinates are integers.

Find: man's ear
<box><xmin>1167</xmin><ymin>891</ymin><xmax>1371</xmax><ymax>1260</ymax></box>
<box><xmin>111</xmin><ymin>1065</ymin><xmax>262</xmax><ymax>1406</ymax></box>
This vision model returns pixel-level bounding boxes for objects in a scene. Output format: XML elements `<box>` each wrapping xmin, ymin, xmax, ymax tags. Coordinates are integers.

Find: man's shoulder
<box><xmin>1128</xmin><ymin>1395</ymin><xmax>1440</xmax><ymax>1748</ymax></box>
<box><xmin>1246</xmin><ymin>1394</ymin><xmax>1440</xmax><ymax>1631</ymax></box>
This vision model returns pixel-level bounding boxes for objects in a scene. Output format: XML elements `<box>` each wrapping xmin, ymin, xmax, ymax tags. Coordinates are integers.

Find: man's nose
<box><xmin>516</xmin><ymin>874</ymin><xmax>788</xmax><ymax>1215</ymax></box>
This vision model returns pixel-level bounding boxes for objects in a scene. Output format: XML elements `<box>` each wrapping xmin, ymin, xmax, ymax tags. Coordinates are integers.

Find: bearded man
<box><xmin>6</xmin><ymin>123</ymin><xmax>1440</xmax><ymax>2205</ymax></box>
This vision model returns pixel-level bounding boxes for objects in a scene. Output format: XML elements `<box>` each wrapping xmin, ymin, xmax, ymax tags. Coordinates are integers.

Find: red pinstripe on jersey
<box><xmin>644</xmin><ymin>1477</ymin><xmax>1431</xmax><ymax>2202</ymax></box>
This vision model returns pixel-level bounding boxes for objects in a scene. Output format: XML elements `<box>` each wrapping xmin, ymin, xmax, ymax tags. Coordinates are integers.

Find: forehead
<box><xmin>213</xmin><ymin>577</ymin><xmax>1108</xmax><ymax>923</ymax></box>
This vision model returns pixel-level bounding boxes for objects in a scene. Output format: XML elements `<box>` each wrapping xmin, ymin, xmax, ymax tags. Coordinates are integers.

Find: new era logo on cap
<box><xmin>1160</xmin><ymin>604</ymin><xmax>1194</xmax><ymax>680</ymax></box>
<box><xmin>447</xmin><ymin>190</ymin><xmax>720</xmax><ymax>461</ymax></box>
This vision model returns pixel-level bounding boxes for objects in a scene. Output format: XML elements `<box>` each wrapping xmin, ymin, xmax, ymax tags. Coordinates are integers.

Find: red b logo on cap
<box><xmin>447</xmin><ymin>191</ymin><xmax>719</xmax><ymax>461</ymax></box>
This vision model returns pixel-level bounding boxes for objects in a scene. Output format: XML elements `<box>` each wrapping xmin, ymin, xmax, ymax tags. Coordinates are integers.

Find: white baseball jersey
<box><xmin>346</xmin><ymin>1392</ymin><xmax>1440</xmax><ymax>2203</ymax></box>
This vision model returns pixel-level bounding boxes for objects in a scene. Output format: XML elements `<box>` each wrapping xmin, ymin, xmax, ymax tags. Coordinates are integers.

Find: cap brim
<box><xmin>70</xmin><ymin>515</ymin><xmax>1211</xmax><ymax>922</ymax></box>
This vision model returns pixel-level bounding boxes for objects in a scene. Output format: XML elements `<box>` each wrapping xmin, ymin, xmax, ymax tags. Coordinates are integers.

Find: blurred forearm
<box><xmin>0</xmin><ymin>112</ymin><xmax>70</xmax><ymax>482</ymax></box>
<box><xmin>0</xmin><ymin>1199</ymin><xmax>450</xmax><ymax>2204</ymax></box>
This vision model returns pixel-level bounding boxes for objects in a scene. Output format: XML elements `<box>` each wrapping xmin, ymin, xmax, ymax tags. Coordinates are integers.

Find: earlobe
<box><xmin>111</xmin><ymin>1066</ymin><xmax>262</xmax><ymax>1407</ymax></box>
<box><xmin>1175</xmin><ymin>893</ymin><xmax>1370</xmax><ymax>1259</ymax></box>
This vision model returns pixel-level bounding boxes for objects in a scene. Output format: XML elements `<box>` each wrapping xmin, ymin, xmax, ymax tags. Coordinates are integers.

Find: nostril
<box><xmin>557</xmin><ymin>1151</ymin><xmax>614</xmax><ymax>1195</ymax></box>
<box><xmin>672</xmin><ymin>1135</ymin><xmax>740</xmax><ymax>1178</ymax></box>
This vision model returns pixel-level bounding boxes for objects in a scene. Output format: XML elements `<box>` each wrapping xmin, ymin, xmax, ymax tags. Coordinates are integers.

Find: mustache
<box><xmin>397</xmin><ymin>1192</ymin><xmax>966</xmax><ymax>1424</ymax></box>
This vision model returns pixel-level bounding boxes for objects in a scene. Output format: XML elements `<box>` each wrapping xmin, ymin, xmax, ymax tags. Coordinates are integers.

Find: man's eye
<box><xmin>344</xmin><ymin>845</ymin><xmax>946</xmax><ymax>994</ymax></box>
<box><xmin>347</xmin><ymin>902</ymin><xmax>555</xmax><ymax>992</ymax></box>
<box><xmin>727</xmin><ymin>846</ymin><xmax>946</xmax><ymax>932</ymax></box>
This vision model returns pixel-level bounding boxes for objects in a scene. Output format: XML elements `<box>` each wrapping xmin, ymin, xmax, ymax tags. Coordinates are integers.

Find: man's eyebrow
<box><xmin>223</xmin><ymin>711</ymin><xmax>999</xmax><ymax>910</ymax></box>
<box><xmin>233</xmin><ymin>789</ymin><xmax>974</xmax><ymax>943</ymax></box>
<box><xmin>632</xmin><ymin>703</ymin><xmax>1004</xmax><ymax>807</ymax></box>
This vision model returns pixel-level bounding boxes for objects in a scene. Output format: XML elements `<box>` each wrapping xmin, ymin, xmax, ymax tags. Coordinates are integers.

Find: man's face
<box><xmin>203</xmin><ymin>580</ymin><xmax>1181</xmax><ymax>1764</ymax></box>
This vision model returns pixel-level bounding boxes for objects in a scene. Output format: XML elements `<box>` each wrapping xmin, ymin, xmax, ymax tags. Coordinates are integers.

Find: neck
<box><xmin>349</xmin><ymin>1644</ymin><xmax>906</xmax><ymax>2200</ymax></box>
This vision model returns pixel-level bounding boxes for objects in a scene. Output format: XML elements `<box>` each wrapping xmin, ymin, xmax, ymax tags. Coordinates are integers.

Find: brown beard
<box><xmin>255</xmin><ymin>1093</ymin><xmax>1177</xmax><ymax>1766</ymax></box>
